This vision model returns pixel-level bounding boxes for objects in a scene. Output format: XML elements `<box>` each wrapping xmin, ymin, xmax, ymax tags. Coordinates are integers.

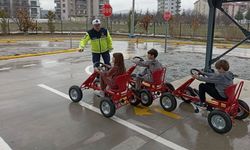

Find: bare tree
<box><xmin>139</xmin><ymin>10</ymin><xmax>153</xmax><ymax>35</ymax></box>
<box><xmin>0</xmin><ymin>10</ymin><xmax>8</xmax><ymax>35</ymax></box>
<box><xmin>12</xmin><ymin>9</ymin><xmax>36</xmax><ymax>33</ymax></box>
<box><xmin>47</xmin><ymin>11</ymin><xmax>56</xmax><ymax>34</ymax></box>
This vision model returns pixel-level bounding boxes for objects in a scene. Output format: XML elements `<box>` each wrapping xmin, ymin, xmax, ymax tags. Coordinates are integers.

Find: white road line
<box><xmin>0</xmin><ymin>67</ymin><xmax>11</xmax><ymax>71</ymax></box>
<box><xmin>38</xmin><ymin>84</ymin><xmax>188</xmax><ymax>150</ymax></box>
<box><xmin>23</xmin><ymin>64</ymin><xmax>37</xmax><ymax>68</ymax></box>
<box><xmin>0</xmin><ymin>137</ymin><xmax>12</xmax><ymax>150</ymax></box>
<box><xmin>44</xmin><ymin>61</ymin><xmax>57</xmax><ymax>64</ymax></box>
<box><xmin>85</xmin><ymin>65</ymin><xmax>93</xmax><ymax>75</ymax></box>
<box><xmin>111</xmin><ymin>136</ymin><xmax>146</xmax><ymax>150</ymax></box>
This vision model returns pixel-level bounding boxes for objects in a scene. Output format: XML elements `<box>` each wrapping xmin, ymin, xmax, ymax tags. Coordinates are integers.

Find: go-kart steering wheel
<box><xmin>190</xmin><ymin>68</ymin><xmax>202</xmax><ymax>76</ymax></box>
<box><xmin>133</xmin><ymin>56</ymin><xmax>144</xmax><ymax>62</ymax></box>
<box><xmin>94</xmin><ymin>62</ymin><xmax>109</xmax><ymax>72</ymax></box>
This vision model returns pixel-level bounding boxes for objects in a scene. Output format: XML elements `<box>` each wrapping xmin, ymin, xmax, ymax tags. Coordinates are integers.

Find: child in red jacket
<box><xmin>95</xmin><ymin>53</ymin><xmax>126</xmax><ymax>96</ymax></box>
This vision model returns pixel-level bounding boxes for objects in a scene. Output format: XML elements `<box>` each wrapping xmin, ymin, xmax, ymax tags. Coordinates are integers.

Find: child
<box><xmin>94</xmin><ymin>53</ymin><xmax>126</xmax><ymax>97</ymax></box>
<box><xmin>192</xmin><ymin>60</ymin><xmax>234</xmax><ymax>106</ymax></box>
<box><xmin>132</xmin><ymin>49</ymin><xmax>163</xmax><ymax>90</ymax></box>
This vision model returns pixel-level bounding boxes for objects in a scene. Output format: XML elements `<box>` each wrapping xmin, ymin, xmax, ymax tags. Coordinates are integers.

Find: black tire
<box><xmin>140</xmin><ymin>89</ymin><xmax>153</xmax><ymax>107</ymax></box>
<box><xmin>181</xmin><ymin>86</ymin><xmax>197</xmax><ymax>103</ymax></box>
<box><xmin>69</xmin><ymin>85</ymin><xmax>83</xmax><ymax>102</ymax></box>
<box><xmin>165</xmin><ymin>82</ymin><xmax>175</xmax><ymax>92</ymax></box>
<box><xmin>100</xmin><ymin>98</ymin><xmax>116</xmax><ymax>118</ymax></box>
<box><xmin>208</xmin><ymin>110</ymin><xmax>232</xmax><ymax>134</ymax></box>
<box><xmin>235</xmin><ymin>99</ymin><xmax>249</xmax><ymax>120</ymax></box>
<box><xmin>160</xmin><ymin>92</ymin><xmax>177</xmax><ymax>112</ymax></box>
<box><xmin>130</xmin><ymin>91</ymin><xmax>141</xmax><ymax>106</ymax></box>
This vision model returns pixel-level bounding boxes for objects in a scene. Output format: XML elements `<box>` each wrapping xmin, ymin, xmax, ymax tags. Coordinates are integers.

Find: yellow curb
<box><xmin>48</xmin><ymin>39</ymin><xmax>65</xmax><ymax>42</ymax></box>
<box><xmin>0</xmin><ymin>48</ymin><xmax>78</xmax><ymax>60</ymax></box>
<box><xmin>0</xmin><ymin>40</ymin><xmax>17</xmax><ymax>43</ymax></box>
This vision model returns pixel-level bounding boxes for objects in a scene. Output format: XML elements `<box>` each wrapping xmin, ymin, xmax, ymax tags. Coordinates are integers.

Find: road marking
<box><xmin>44</xmin><ymin>61</ymin><xmax>57</xmax><ymax>64</ymax></box>
<box><xmin>85</xmin><ymin>65</ymin><xmax>93</xmax><ymax>75</ymax></box>
<box><xmin>111</xmin><ymin>136</ymin><xmax>146</xmax><ymax>150</ymax></box>
<box><xmin>133</xmin><ymin>106</ymin><xmax>183</xmax><ymax>119</ymax></box>
<box><xmin>0</xmin><ymin>67</ymin><xmax>11</xmax><ymax>71</ymax></box>
<box><xmin>127</xmin><ymin>119</ymin><xmax>155</xmax><ymax>130</ymax></box>
<box><xmin>134</xmin><ymin>106</ymin><xmax>152</xmax><ymax>116</ymax></box>
<box><xmin>0</xmin><ymin>137</ymin><xmax>12</xmax><ymax>150</ymax></box>
<box><xmin>83</xmin><ymin>132</ymin><xmax>105</xmax><ymax>145</ymax></box>
<box><xmin>23</xmin><ymin>64</ymin><xmax>37</xmax><ymax>68</ymax></box>
<box><xmin>38</xmin><ymin>84</ymin><xmax>188</xmax><ymax>150</ymax></box>
<box><xmin>153</xmin><ymin>107</ymin><xmax>183</xmax><ymax>120</ymax></box>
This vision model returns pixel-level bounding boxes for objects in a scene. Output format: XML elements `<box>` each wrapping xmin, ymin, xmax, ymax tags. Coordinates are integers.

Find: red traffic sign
<box><xmin>102</xmin><ymin>3</ymin><xmax>112</xmax><ymax>17</ymax></box>
<box><xmin>163</xmin><ymin>11</ymin><xmax>172</xmax><ymax>21</ymax></box>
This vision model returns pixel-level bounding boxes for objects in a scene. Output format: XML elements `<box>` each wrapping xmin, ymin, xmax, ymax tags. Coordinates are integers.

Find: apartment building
<box><xmin>55</xmin><ymin>0</ymin><xmax>109</xmax><ymax>20</ymax></box>
<box><xmin>194</xmin><ymin>0</ymin><xmax>209</xmax><ymax>16</ymax></box>
<box><xmin>158</xmin><ymin>0</ymin><xmax>181</xmax><ymax>15</ymax></box>
<box><xmin>0</xmin><ymin>0</ymin><xmax>40</xmax><ymax>19</ymax></box>
<box><xmin>194</xmin><ymin>0</ymin><xmax>250</xmax><ymax>18</ymax></box>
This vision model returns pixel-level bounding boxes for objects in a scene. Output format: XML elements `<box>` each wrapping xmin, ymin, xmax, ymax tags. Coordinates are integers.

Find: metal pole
<box><xmin>204</xmin><ymin>0</ymin><xmax>217</xmax><ymax>72</ymax></box>
<box><xmin>85</xmin><ymin>16</ymin><xmax>88</xmax><ymax>31</ymax></box>
<box><xmin>153</xmin><ymin>22</ymin><xmax>156</xmax><ymax>36</ymax></box>
<box><xmin>110</xmin><ymin>19</ymin><xmax>113</xmax><ymax>33</ymax></box>
<box><xmin>61</xmin><ymin>19</ymin><xmax>63</xmax><ymax>34</ymax></box>
<box><xmin>106</xmin><ymin>17</ymin><xmax>109</xmax><ymax>30</ymax></box>
<box><xmin>70</xmin><ymin>16</ymin><xmax>72</xmax><ymax>48</ymax></box>
<box><xmin>179</xmin><ymin>23</ymin><xmax>182</xmax><ymax>38</ymax></box>
<box><xmin>130</xmin><ymin>0</ymin><xmax>135</xmax><ymax>37</ymax></box>
<box><xmin>7</xmin><ymin>19</ymin><xmax>10</xmax><ymax>35</ymax></box>
<box><xmin>165</xmin><ymin>21</ymin><xmax>168</xmax><ymax>53</ymax></box>
<box><xmin>36</xmin><ymin>20</ymin><xmax>38</xmax><ymax>34</ymax></box>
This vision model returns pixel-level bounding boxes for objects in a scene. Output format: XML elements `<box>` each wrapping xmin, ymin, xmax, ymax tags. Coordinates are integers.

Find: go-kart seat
<box><xmin>224</xmin><ymin>81</ymin><xmax>244</xmax><ymax>104</ymax></box>
<box><xmin>107</xmin><ymin>74</ymin><xmax>130</xmax><ymax>93</ymax></box>
<box><xmin>150</xmin><ymin>67</ymin><xmax>166</xmax><ymax>85</ymax></box>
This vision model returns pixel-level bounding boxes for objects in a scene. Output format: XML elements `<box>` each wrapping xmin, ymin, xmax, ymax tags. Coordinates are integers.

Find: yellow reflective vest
<box><xmin>79</xmin><ymin>28</ymin><xmax>113</xmax><ymax>53</ymax></box>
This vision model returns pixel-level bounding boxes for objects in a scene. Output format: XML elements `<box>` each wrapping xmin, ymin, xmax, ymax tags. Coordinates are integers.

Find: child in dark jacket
<box><xmin>192</xmin><ymin>60</ymin><xmax>234</xmax><ymax>106</ymax></box>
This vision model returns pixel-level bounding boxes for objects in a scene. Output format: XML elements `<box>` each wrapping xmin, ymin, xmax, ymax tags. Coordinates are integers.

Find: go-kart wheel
<box><xmin>130</xmin><ymin>91</ymin><xmax>141</xmax><ymax>106</ymax></box>
<box><xmin>160</xmin><ymin>92</ymin><xmax>177</xmax><ymax>112</ymax></box>
<box><xmin>165</xmin><ymin>82</ymin><xmax>175</xmax><ymax>92</ymax></box>
<box><xmin>181</xmin><ymin>86</ymin><xmax>197</xmax><ymax>103</ymax></box>
<box><xmin>140</xmin><ymin>90</ymin><xmax>153</xmax><ymax>107</ymax></box>
<box><xmin>69</xmin><ymin>86</ymin><xmax>83</xmax><ymax>102</ymax></box>
<box><xmin>208</xmin><ymin>110</ymin><xmax>232</xmax><ymax>134</ymax></box>
<box><xmin>100</xmin><ymin>98</ymin><xmax>116</xmax><ymax>118</ymax></box>
<box><xmin>235</xmin><ymin>99</ymin><xmax>249</xmax><ymax>120</ymax></box>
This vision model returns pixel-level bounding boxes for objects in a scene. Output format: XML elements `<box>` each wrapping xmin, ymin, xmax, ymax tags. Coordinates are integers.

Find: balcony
<box><xmin>176</xmin><ymin>0</ymin><xmax>181</xmax><ymax>5</ymax></box>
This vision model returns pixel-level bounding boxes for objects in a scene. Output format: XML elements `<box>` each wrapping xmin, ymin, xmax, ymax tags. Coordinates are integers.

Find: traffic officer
<box><xmin>79</xmin><ymin>19</ymin><xmax>113</xmax><ymax>68</ymax></box>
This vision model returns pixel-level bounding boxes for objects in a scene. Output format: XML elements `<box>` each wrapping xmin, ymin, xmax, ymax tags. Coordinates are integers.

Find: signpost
<box><xmin>102</xmin><ymin>3</ymin><xmax>112</xmax><ymax>30</ymax></box>
<box><xmin>163</xmin><ymin>11</ymin><xmax>172</xmax><ymax>53</ymax></box>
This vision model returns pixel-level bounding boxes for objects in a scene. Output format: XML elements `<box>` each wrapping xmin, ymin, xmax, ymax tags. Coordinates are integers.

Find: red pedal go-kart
<box><xmin>161</xmin><ymin>68</ymin><xmax>249</xmax><ymax>134</ymax></box>
<box><xmin>128</xmin><ymin>57</ymin><xmax>176</xmax><ymax>111</ymax></box>
<box><xmin>69</xmin><ymin>62</ymin><xmax>133</xmax><ymax>118</ymax></box>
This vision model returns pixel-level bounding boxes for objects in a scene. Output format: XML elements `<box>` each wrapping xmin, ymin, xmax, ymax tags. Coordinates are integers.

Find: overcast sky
<box><xmin>40</xmin><ymin>0</ymin><xmax>196</xmax><ymax>12</ymax></box>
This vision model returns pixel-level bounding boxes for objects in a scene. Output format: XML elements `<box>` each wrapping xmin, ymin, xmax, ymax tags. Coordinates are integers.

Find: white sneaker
<box><xmin>94</xmin><ymin>91</ymin><xmax>105</xmax><ymax>97</ymax></box>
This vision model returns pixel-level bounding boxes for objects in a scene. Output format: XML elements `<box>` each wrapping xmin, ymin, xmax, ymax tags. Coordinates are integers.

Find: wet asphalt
<box><xmin>0</xmin><ymin>41</ymin><xmax>250</xmax><ymax>150</ymax></box>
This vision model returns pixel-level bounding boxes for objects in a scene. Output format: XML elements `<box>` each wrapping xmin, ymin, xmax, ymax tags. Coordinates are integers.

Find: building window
<box><xmin>63</xmin><ymin>4</ymin><xmax>65</xmax><ymax>7</ymax></box>
<box><xmin>31</xmin><ymin>1</ymin><xmax>37</xmax><ymax>7</ymax></box>
<box><xmin>63</xmin><ymin>10</ymin><xmax>66</xmax><ymax>13</ymax></box>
